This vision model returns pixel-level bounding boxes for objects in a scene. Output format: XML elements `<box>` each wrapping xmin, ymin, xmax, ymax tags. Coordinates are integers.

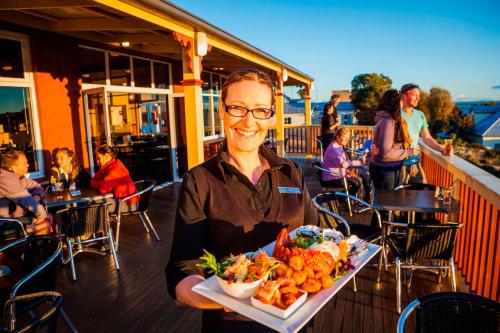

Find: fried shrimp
<box><xmin>321</xmin><ymin>275</ymin><xmax>334</xmax><ymax>289</ymax></box>
<box><xmin>301</xmin><ymin>278</ymin><xmax>322</xmax><ymax>293</ymax></box>
<box><xmin>292</xmin><ymin>270</ymin><xmax>307</xmax><ymax>285</ymax></box>
<box><xmin>288</xmin><ymin>255</ymin><xmax>304</xmax><ymax>271</ymax></box>
<box><xmin>274</xmin><ymin>263</ymin><xmax>288</xmax><ymax>278</ymax></box>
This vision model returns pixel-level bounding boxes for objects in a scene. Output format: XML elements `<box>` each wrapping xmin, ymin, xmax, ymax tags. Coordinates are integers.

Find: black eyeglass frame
<box><xmin>224</xmin><ymin>104</ymin><xmax>275</xmax><ymax>120</ymax></box>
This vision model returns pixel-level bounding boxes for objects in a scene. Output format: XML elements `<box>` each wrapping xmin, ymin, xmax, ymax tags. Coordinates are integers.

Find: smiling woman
<box><xmin>166</xmin><ymin>68</ymin><xmax>317</xmax><ymax>332</ymax></box>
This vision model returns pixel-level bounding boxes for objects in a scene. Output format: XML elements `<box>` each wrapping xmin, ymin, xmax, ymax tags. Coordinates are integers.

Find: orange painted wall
<box><xmin>29</xmin><ymin>32</ymin><xmax>89</xmax><ymax>178</ymax></box>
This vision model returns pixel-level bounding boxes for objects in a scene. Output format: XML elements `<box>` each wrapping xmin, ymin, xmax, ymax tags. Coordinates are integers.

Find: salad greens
<box><xmin>292</xmin><ymin>235</ymin><xmax>325</xmax><ymax>249</ymax></box>
<box><xmin>197</xmin><ymin>249</ymin><xmax>229</xmax><ymax>277</ymax></box>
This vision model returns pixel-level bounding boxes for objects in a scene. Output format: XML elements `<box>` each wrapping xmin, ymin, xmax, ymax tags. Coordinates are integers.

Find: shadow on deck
<box><xmin>56</xmin><ymin>157</ymin><xmax>469</xmax><ymax>332</ymax></box>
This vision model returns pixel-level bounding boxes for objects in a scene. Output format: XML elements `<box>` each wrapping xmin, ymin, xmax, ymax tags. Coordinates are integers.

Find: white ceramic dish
<box><xmin>216</xmin><ymin>275</ymin><xmax>267</xmax><ymax>299</ymax></box>
<box><xmin>251</xmin><ymin>291</ymin><xmax>307</xmax><ymax>319</ymax></box>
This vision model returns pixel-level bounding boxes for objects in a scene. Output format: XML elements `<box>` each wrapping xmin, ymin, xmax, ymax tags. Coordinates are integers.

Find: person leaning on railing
<box><xmin>165</xmin><ymin>68</ymin><xmax>317</xmax><ymax>333</ymax></box>
<box><xmin>400</xmin><ymin>83</ymin><xmax>453</xmax><ymax>184</ymax></box>
<box><xmin>0</xmin><ymin>150</ymin><xmax>51</xmax><ymax>234</ymax></box>
<box><xmin>369</xmin><ymin>89</ymin><xmax>418</xmax><ymax>190</ymax></box>
<box><xmin>320</xmin><ymin>94</ymin><xmax>341</xmax><ymax>150</ymax></box>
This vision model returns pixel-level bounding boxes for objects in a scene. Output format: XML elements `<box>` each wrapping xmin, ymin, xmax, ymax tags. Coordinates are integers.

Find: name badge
<box><xmin>278</xmin><ymin>187</ymin><xmax>302</xmax><ymax>194</ymax></box>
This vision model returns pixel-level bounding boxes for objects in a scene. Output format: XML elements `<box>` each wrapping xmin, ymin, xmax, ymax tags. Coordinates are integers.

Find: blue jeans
<box><xmin>369</xmin><ymin>164</ymin><xmax>403</xmax><ymax>190</ymax></box>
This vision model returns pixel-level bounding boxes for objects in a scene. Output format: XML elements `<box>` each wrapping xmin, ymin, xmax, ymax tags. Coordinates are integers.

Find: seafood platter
<box><xmin>192</xmin><ymin>226</ymin><xmax>381</xmax><ymax>333</ymax></box>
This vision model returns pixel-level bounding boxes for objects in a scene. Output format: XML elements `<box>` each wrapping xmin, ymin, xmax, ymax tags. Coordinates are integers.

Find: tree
<box><xmin>448</xmin><ymin>105</ymin><xmax>475</xmax><ymax>140</ymax></box>
<box><xmin>350</xmin><ymin>73</ymin><xmax>392</xmax><ymax>125</ymax></box>
<box><xmin>428</xmin><ymin>87</ymin><xmax>454</xmax><ymax>131</ymax></box>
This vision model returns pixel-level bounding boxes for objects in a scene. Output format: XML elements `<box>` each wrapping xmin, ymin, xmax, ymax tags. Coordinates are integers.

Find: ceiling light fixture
<box><xmin>121</xmin><ymin>41</ymin><xmax>130</xmax><ymax>47</ymax></box>
<box><xmin>282</xmin><ymin>68</ymin><xmax>288</xmax><ymax>82</ymax></box>
<box><xmin>2</xmin><ymin>65</ymin><xmax>13</xmax><ymax>71</ymax></box>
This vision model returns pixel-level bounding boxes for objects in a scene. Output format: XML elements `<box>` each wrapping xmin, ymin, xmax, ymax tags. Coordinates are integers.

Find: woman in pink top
<box><xmin>322</xmin><ymin>127</ymin><xmax>372</xmax><ymax>201</ymax></box>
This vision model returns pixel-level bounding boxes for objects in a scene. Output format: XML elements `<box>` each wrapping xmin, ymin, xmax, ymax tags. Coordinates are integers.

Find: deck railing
<box><xmin>265</xmin><ymin>124</ymin><xmax>499</xmax><ymax>303</ymax></box>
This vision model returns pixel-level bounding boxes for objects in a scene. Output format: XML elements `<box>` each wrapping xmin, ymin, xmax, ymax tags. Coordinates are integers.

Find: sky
<box><xmin>171</xmin><ymin>0</ymin><xmax>500</xmax><ymax>102</ymax></box>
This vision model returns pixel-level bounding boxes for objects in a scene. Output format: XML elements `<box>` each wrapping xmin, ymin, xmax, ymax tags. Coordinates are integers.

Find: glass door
<box><xmin>83</xmin><ymin>87</ymin><xmax>110</xmax><ymax>174</ymax></box>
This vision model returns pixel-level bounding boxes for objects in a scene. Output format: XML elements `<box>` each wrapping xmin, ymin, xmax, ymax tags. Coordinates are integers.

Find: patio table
<box><xmin>372</xmin><ymin>189</ymin><xmax>460</xmax><ymax>223</ymax></box>
<box><xmin>45</xmin><ymin>188</ymin><xmax>113</xmax><ymax>209</ymax></box>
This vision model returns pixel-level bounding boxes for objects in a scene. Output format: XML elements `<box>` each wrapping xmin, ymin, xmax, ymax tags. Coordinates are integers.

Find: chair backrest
<box><xmin>0</xmin><ymin>236</ymin><xmax>62</xmax><ymax>299</ymax></box>
<box><xmin>55</xmin><ymin>204</ymin><xmax>109</xmax><ymax>238</ymax></box>
<box><xmin>404</xmin><ymin>223</ymin><xmax>462</xmax><ymax>260</ymax></box>
<box><xmin>313</xmin><ymin>192</ymin><xmax>345</xmax><ymax>229</ymax></box>
<box><xmin>3</xmin><ymin>291</ymin><xmax>64</xmax><ymax>333</ymax></box>
<box><xmin>134</xmin><ymin>180</ymin><xmax>156</xmax><ymax>213</ymax></box>
<box><xmin>0</xmin><ymin>219</ymin><xmax>27</xmax><ymax>244</ymax></box>
<box><xmin>398</xmin><ymin>291</ymin><xmax>500</xmax><ymax>333</ymax></box>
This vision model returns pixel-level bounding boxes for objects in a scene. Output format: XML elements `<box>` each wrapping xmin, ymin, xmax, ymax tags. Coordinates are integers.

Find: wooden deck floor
<box><xmin>56</xmin><ymin>157</ymin><xmax>469</xmax><ymax>333</ymax></box>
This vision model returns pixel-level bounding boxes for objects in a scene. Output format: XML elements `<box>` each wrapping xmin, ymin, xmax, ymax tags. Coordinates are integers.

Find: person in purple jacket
<box><xmin>369</xmin><ymin>89</ymin><xmax>418</xmax><ymax>189</ymax></box>
<box><xmin>322</xmin><ymin>127</ymin><xmax>372</xmax><ymax>201</ymax></box>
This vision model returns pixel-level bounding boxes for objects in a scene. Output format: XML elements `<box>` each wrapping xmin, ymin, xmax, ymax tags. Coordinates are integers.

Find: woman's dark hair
<box><xmin>376</xmin><ymin>89</ymin><xmax>404</xmax><ymax>143</ymax></box>
<box><xmin>221</xmin><ymin>68</ymin><xmax>275</xmax><ymax>106</ymax></box>
<box><xmin>55</xmin><ymin>147</ymin><xmax>79</xmax><ymax>180</ymax></box>
<box><xmin>96</xmin><ymin>144</ymin><xmax>117</xmax><ymax>158</ymax></box>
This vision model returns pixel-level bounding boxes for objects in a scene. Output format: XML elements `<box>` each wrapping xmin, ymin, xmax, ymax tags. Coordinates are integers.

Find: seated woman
<box><xmin>50</xmin><ymin>147</ymin><xmax>91</xmax><ymax>189</ymax></box>
<box><xmin>0</xmin><ymin>150</ymin><xmax>51</xmax><ymax>235</ymax></box>
<box><xmin>322</xmin><ymin>127</ymin><xmax>372</xmax><ymax>202</ymax></box>
<box><xmin>91</xmin><ymin>145</ymin><xmax>138</xmax><ymax>213</ymax></box>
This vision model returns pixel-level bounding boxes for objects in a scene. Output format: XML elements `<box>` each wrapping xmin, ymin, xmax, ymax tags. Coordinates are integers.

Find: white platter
<box><xmin>192</xmin><ymin>229</ymin><xmax>381</xmax><ymax>333</ymax></box>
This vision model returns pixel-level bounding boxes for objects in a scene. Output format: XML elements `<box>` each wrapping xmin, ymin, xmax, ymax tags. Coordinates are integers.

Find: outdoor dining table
<box><xmin>372</xmin><ymin>189</ymin><xmax>460</xmax><ymax>223</ymax></box>
<box><xmin>45</xmin><ymin>188</ymin><xmax>113</xmax><ymax>209</ymax></box>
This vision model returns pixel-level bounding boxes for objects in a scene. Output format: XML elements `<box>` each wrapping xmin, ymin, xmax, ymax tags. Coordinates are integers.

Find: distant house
<box><xmin>458</xmin><ymin>104</ymin><xmax>500</xmax><ymax>149</ymax></box>
<box><xmin>311</xmin><ymin>102</ymin><xmax>356</xmax><ymax>125</ymax></box>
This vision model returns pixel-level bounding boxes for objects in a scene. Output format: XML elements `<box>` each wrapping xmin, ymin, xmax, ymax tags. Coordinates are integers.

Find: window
<box><xmin>80</xmin><ymin>48</ymin><xmax>106</xmax><ymax>85</ymax></box>
<box><xmin>0</xmin><ymin>31</ymin><xmax>43</xmax><ymax>176</ymax></box>
<box><xmin>153</xmin><ymin>62</ymin><xmax>170</xmax><ymax>89</ymax></box>
<box><xmin>202</xmin><ymin>71</ymin><xmax>227</xmax><ymax>139</ymax></box>
<box><xmin>133</xmin><ymin>58</ymin><xmax>151</xmax><ymax>88</ymax></box>
<box><xmin>284</xmin><ymin>117</ymin><xmax>292</xmax><ymax>124</ymax></box>
<box><xmin>79</xmin><ymin>47</ymin><xmax>171</xmax><ymax>91</ymax></box>
<box><xmin>0</xmin><ymin>38</ymin><xmax>24</xmax><ymax>79</ymax></box>
<box><xmin>109</xmin><ymin>53</ymin><xmax>131</xmax><ymax>86</ymax></box>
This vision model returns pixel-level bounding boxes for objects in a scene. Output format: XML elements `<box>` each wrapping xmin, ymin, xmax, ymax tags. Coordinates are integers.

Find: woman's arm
<box><xmin>166</xmin><ymin>171</ymin><xmax>221</xmax><ymax>308</ymax></box>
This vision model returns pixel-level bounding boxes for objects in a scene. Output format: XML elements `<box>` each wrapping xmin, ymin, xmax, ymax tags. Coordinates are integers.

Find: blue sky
<box><xmin>172</xmin><ymin>0</ymin><xmax>500</xmax><ymax>102</ymax></box>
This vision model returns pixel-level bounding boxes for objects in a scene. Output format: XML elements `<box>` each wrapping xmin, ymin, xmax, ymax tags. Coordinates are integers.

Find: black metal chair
<box><xmin>0</xmin><ymin>219</ymin><xmax>27</xmax><ymax>244</ymax></box>
<box><xmin>1</xmin><ymin>291</ymin><xmax>63</xmax><ymax>333</ymax></box>
<box><xmin>380</xmin><ymin>222</ymin><xmax>463</xmax><ymax>313</ymax></box>
<box><xmin>0</xmin><ymin>236</ymin><xmax>76</xmax><ymax>332</ymax></box>
<box><xmin>313</xmin><ymin>192</ymin><xmax>383</xmax><ymax>292</ymax></box>
<box><xmin>313</xmin><ymin>192</ymin><xmax>382</xmax><ymax>241</ymax></box>
<box><xmin>111</xmin><ymin>180</ymin><xmax>159</xmax><ymax>252</ymax></box>
<box><xmin>55</xmin><ymin>203</ymin><xmax>119</xmax><ymax>280</ymax></box>
<box><xmin>397</xmin><ymin>291</ymin><xmax>500</xmax><ymax>333</ymax></box>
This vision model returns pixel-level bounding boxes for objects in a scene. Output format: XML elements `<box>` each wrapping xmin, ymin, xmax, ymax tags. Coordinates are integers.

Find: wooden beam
<box><xmin>0</xmin><ymin>11</ymin><xmax>50</xmax><ymax>30</ymax></box>
<box><xmin>50</xmin><ymin>17</ymin><xmax>158</xmax><ymax>31</ymax></box>
<box><xmin>100</xmin><ymin>33</ymin><xmax>175</xmax><ymax>44</ymax></box>
<box><xmin>84</xmin><ymin>6</ymin><xmax>122</xmax><ymax>21</ymax></box>
<box><xmin>0</xmin><ymin>0</ymin><xmax>92</xmax><ymax>10</ymax></box>
<box><xmin>18</xmin><ymin>9</ymin><xmax>59</xmax><ymax>22</ymax></box>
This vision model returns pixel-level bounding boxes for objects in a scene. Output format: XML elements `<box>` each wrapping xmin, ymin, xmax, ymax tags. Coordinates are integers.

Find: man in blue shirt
<box><xmin>400</xmin><ymin>83</ymin><xmax>452</xmax><ymax>184</ymax></box>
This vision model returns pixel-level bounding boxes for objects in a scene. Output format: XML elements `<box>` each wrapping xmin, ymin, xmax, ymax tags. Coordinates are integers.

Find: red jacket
<box><xmin>91</xmin><ymin>158</ymin><xmax>138</xmax><ymax>204</ymax></box>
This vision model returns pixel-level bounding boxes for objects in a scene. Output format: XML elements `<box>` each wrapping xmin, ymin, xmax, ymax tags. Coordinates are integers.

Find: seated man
<box><xmin>0</xmin><ymin>150</ymin><xmax>51</xmax><ymax>234</ymax></box>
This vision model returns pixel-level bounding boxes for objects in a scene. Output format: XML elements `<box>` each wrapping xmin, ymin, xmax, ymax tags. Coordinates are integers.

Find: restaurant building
<box><xmin>0</xmin><ymin>0</ymin><xmax>313</xmax><ymax>182</ymax></box>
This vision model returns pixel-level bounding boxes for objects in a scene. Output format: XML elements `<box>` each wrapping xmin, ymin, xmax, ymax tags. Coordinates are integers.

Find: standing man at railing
<box><xmin>320</xmin><ymin>93</ymin><xmax>341</xmax><ymax>150</ymax></box>
<box><xmin>400</xmin><ymin>83</ymin><xmax>452</xmax><ymax>184</ymax></box>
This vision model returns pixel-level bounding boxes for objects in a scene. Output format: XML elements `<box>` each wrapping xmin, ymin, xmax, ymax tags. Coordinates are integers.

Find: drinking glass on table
<box><xmin>54</xmin><ymin>182</ymin><xmax>64</xmax><ymax>199</ymax></box>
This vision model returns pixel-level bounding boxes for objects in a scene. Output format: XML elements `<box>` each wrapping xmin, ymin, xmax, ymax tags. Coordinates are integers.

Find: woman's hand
<box><xmin>409</xmin><ymin>147</ymin><xmax>420</xmax><ymax>156</ymax></box>
<box><xmin>175</xmin><ymin>275</ymin><xmax>225</xmax><ymax>310</ymax></box>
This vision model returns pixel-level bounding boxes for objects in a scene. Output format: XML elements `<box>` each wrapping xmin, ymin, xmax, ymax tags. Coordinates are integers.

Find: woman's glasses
<box><xmin>224</xmin><ymin>105</ymin><xmax>274</xmax><ymax>120</ymax></box>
